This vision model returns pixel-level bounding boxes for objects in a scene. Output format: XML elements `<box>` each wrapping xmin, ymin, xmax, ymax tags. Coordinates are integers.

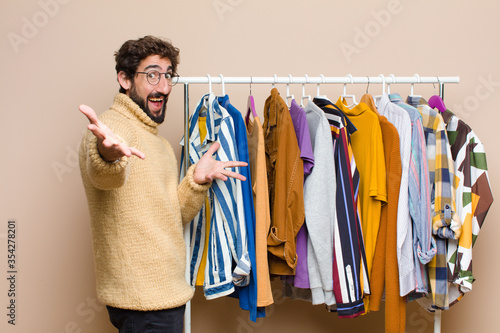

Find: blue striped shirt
<box><xmin>180</xmin><ymin>93</ymin><xmax>250</xmax><ymax>300</ymax></box>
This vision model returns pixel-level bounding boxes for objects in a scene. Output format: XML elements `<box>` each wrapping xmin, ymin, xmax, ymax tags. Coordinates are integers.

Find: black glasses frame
<box><xmin>135</xmin><ymin>70</ymin><xmax>180</xmax><ymax>86</ymax></box>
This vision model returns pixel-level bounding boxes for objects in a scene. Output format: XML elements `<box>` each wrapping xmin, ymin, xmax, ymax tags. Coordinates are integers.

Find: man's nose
<box><xmin>156</xmin><ymin>75</ymin><xmax>172</xmax><ymax>95</ymax></box>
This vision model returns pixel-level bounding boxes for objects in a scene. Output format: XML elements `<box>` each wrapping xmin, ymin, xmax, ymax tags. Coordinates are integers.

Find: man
<box><xmin>78</xmin><ymin>35</ymin><xmax>246</xmax><ymax>332</ymax></box>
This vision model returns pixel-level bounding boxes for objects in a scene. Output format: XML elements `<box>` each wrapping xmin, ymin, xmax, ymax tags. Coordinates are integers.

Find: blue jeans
<box><xmin>106</xmin><ymin>304</ymin><xmax>185</xmax><ymax>333</ymax></box>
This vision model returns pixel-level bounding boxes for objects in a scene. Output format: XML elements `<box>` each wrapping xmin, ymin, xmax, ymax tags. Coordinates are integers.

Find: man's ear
<box><xmin>117</xmin><ymin>71</ymin><xmax>132</xmax><ymax>92</ymax></box>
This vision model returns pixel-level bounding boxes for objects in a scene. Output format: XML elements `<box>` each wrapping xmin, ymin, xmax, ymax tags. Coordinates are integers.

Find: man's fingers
<box><xmin>223</xmin><ymin>161</ymin><xmax>248</xmax><ymax>168</ymax></box>
<box><xmin>205</xmin><ymin>141</ymin><xmax>221</xmax><ymax>157</ymax></box>
<box><xmin>79</xmin><ymin>104</ymin><xmax>100</xmax><ymax>125</ymax></box>
<box><xmin>224</xmin><ymin>170</ymin><xmax>246</xmax><ymax>181</ymax></box>
<box><xmin>129</xmin><ymin>147</ymin><xmax>146</xmax><ymax>159</ymax></box>
<box><xmin>88</xmin><ymin>124</ymin><xmax>107</xmax><ymax>141</ymax></box>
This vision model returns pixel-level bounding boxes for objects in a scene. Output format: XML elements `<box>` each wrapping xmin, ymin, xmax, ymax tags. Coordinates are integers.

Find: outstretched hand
<box><xmin>79</xmin><ymin>104</ymin><xmax>145</xmax><ymax>161</ymax></box>
<box><xmin>193</xmin><ymin>142</ymin><xmax>248</xmax><ymax>184</ymax></box>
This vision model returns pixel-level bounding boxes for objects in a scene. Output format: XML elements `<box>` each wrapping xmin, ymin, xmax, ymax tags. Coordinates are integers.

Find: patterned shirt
<box><xmin>314</xmin><ymin>97</ymin><xmax>369</xmax><ymax>318</ymax></box>
<box><xmin>390</xmin><ymin>93</ymin><xmax>436</xmax><ymax>296</ymax></box>
<box><xmin>441</xmin><ymin>109</ymin><xmax>493</xmax><ymax>305</ymax></box>
<box><xmin>180</xmin><ymin>93</ymin><xmax>250</xmax><ymax>300</ymax></box>
<box><xmin>407</xmin><ymin>96</ymin><xmax>459</xmax><ymax>309</ymax></box>
<box><xmin>219</xmin><ymin>95</ymin><xmax>264</xmax><ymax>321</ymax></box>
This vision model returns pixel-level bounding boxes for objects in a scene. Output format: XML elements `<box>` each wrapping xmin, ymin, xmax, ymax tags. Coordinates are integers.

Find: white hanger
<box><xmin>207</xmin><ymin>74</ymin><xmax>212</xmax><ymax>94</ymax></box>
<box><xmin>409</xmin><ymin>73</ymin><xmax>422</xmax><ymax>98</ymax></box>
<box><xmin>373</xmin><ymin>74</ymin><xmax>385</xmax><ymax>102</ymax></box>
<box><xmin>301</xmin><ymin>74</ymin><xmax>311</xmax><ymax>107</ymax></box>
<box><xmin>218</xmin><ymin>74</ymin><xmax>225</xmax><ymax>96</ymax></box>
<box><xmin>316</xmin><ymin>74</ymin><xmax>327</xmax><ymax>98</ymax></box>
<box><xmin>201</xmin><ymin>74</ymin><xmax>212</xmax><ymax>113</ymax></box>
<box><xmin>272</xmin><ymin>74</ymin><xmax>278</xmax><ymax>89</ymax></box>
<box><xmin>387</xmin><ymin>74</ymin><xmax>396</xmax><ymax>94</ymax></box>
<box><xmin>341</xmin><ymin>74</ymin><xmax>357</xmax><ymax>107</ymax></box>
<box><xmin>286</xmin><ymin>74</ymin><xmax>294</xmax><ymax>107</ymax></box>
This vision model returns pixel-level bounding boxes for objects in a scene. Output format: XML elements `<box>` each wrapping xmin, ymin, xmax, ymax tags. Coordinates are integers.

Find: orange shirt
<box><xmin>247</xmin><ymin>115</ymin><xmax>274</xmax><ymax>306</ymax></box>
<box><xmin>263</xmin><ymin>88</ymin><xmax>305</xmax><ymax>275</ymax></box>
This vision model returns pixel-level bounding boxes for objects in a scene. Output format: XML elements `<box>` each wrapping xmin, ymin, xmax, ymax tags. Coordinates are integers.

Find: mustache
<box><xmin>148</xmin><ymin>92</ymin><xmax>169</xmax><ymax>101</ymax></box>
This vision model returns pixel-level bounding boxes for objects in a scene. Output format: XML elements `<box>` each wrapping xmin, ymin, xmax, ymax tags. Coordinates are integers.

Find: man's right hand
<box><xmin>79</xmin><ymin>104</ymin><xmax>145</xmax><ymax>162</ymax></box>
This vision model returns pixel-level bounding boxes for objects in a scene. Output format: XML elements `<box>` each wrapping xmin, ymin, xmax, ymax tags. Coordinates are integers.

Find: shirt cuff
<box><xmin>184</xmin><ymin>164</ymin><xmax>212</xmax><ymax>192</ymax></box>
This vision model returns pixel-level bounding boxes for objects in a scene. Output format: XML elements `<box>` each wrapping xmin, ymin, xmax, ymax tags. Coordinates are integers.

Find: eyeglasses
<box><xmin>135</xmin><ymin>70</ymin><xmax>180</xmax><ymax>86</ymax></box>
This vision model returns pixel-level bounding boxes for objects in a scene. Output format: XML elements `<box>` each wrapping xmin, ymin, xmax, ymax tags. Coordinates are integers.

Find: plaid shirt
<box><xmin>407</xmin><ymin>96</ymin><xmax>459</xmax><ymax>309</ymax></box>
<box><xmin>389</xmin><ymin>94</ymin><xmax>435</xmax><ymax>296</ymax></box>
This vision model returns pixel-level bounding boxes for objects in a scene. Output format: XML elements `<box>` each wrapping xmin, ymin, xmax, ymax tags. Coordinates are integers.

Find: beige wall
<box><xmin>1</xmin><ymin>0</ymin><xmax>499</xmax><ymax>332</ymax></box>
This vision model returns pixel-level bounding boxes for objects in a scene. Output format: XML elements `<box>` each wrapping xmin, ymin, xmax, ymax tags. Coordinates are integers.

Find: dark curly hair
<box><xmin>114</xmin><ymin>36</ymin><xmax>180</xmax><ymax>93</ymax></box>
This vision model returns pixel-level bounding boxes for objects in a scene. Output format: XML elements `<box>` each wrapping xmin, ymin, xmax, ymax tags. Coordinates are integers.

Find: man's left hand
<box><xmin>193</xmin><ymin>142</ymin><xmax>248</xmax><ymax>184</ymax></box>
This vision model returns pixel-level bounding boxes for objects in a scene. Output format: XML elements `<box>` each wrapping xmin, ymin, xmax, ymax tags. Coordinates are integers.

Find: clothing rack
<box><xmin>180</xmin><ymin>75</ymin><xmax>460</xmax><ymax>333</ymax></box>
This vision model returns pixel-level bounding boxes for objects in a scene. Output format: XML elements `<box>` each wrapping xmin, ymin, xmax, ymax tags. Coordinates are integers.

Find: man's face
<box><xmin>126</xmin><ymin>55</ymin><xmax>173</xmax><ymax>124</ymax></box>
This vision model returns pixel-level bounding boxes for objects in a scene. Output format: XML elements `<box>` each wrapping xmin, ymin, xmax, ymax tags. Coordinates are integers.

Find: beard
<box><xmin>129</xmin><ymin>84</ymin><xmax>168</xmax><ymax>124</ymax></box>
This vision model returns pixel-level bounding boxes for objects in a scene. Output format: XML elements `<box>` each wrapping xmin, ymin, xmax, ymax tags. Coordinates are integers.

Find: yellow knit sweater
<box><xmin>79</xmin><ymin>93</ymin><xmax>210</xmax><ymax>311</ymax></box>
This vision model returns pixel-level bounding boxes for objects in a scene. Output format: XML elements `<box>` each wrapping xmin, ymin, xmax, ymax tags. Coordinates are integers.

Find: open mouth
<box><xmin>148</xmin><ymin>96</ymin><xmax>164</xmax><ymax>113</ymax></box>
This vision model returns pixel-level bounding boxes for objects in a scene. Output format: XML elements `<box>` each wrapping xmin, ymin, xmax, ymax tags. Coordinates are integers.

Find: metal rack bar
<box><xmin>177</xmin><ymin>75</ymin><xmax>459</xmax><ymax>85</ymax></box>
<box><xmin>182</xmin><ymin>74</ymin><xmax>459</xmax><ymax>333</ymax></box>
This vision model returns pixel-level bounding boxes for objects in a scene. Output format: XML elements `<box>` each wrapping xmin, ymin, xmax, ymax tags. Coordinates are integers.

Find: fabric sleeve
<box><xmin>369</xmin><ymin>121</ymin><xmax>387</xmax><ymax>203</ymax></box>
<box><xmin>177</xmin><ymin>163</ymin><xmax>211</xmax><ymax>225</ymax></box>
<box><xmin>304</xmin><ymin>112</ymin><xmax>336</xmax><ymax>306</ymax></box>
<box><xmin>81</xmin><ymin>115</ymin><xmax>138</xmax><ymax>190</ymax></box>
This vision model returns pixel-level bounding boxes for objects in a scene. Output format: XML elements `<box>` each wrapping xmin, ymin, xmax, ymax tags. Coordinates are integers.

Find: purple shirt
<box><xmin>289</xmin><ymin>99</ymin><xmax>315</xmax><ymax>175</ymax></box>
<box><xmin>288</xmin><ymin>99</ymin><xmax>314</xmax><ymax>288</ymax></box>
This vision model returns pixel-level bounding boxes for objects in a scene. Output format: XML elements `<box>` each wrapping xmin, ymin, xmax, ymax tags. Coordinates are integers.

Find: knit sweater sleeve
<box><xmin>177</xmin><ymin>164</ymin><xmax>211</xmax><ymax>225</ymax></box>
<box><xmin>80</xmin><ymin>113</ymin><xmax>138</xmax><ymax>190</ymax></box>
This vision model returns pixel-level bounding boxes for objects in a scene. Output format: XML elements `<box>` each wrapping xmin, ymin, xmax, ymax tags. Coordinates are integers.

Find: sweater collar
<box><xmin>110</xmin><ymin>93</ymin><xmax>160</xmax><ymax>134</ymax></box>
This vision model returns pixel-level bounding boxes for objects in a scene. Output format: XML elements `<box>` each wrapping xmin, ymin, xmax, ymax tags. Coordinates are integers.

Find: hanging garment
<box><xmin>376</xmin><ymin>94</ymin><xmax>415</xmax><ymax>297</ymax></box>
<box><xmin>263</xmin><ymin>88</ymin><xmax>305</xmax><ymax>276</ymax></box>
<box><xmin>406</xmin><ymin>96</ymin><xmax>458</xmax><ymax>310</ymax></box>
<box><xmin>246</xmin><ymin>114</ymin><xmax>274</xmax><ymax>308</ymax></box>
<box><xmin>285</xmin><ymin>99</ymin><xmax>315</xmax><ymax>288</ymax></box>
<box><xmin>180</xmin><ymin>93</ymin><xmax>250</xmax><ymax>300</ymax></box>
<box><xmin>361</xmin><ymin>94</ymin><xmax>406</xmax><ymax>333</ymax></box>
<box><xmin>313</xmin><ymin>97</ymin><xmax>368</xmax><ymax>318</ymax></box>
<box><xmin>218</xmin><ymin>95</ymin><xmax>264</xmax><ymax>321</ymax></box>
<box><xmin>441</xmin><ymin>109</ymin><xmax>493</xmax><ymax>305</ymax></box>
<box><xmin>335</xmin><ymin>97</ymin><xmax>387</xmax><ymax>314</ymax></box>
<box><xmin>389</xmin><ymin>93</ymin><xmax>435</xmax><ymax>298</ymax></box>
<box><xmin>302</xmin><ymin>101</ymin><xmax>337</xmax><ymax>306</ymax></box>
<box><xmin>406</xmin><ymin>97</ymin><xmax>461</xmax><ymax>240</ymax></box>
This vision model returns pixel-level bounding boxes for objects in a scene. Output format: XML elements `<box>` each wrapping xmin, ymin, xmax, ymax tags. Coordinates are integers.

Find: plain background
<box><xmin>1</xmin><ymin>0</ymin><xmax>498</xmax><ymax>332</ymax></box>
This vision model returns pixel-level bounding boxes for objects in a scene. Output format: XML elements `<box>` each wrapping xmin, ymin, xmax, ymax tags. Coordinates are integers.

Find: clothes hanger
<box><xmin>272</xmin><ymin>74</ymin><xmax>278</xmax><ymax>89</ymax></box>
<box><xmin>408</xmin><ymin>73</ymin><xmax>422</xmax><ymax>98</ymax></box>
<box><xmin>373</xmin><ymin>74</ymin><xmax>386</xmax><ymax>102</ymax></box>
<box><xmin>428</xmin><ymin>76</ymin><xmax>447</xmax><ymax>112</ymax></box>
<box><xmin>341</xmin><ymin>74</ymin><xmax>357</xmax><ymax>107</ymax></box>
<box><xmin>201</xmin><ymin>74</ymin><xmax>212</xmax><ymax>115</ymax></box>
<box><xmin>300</xmin><ymin>74</ymin><xmax>311</xmax><ymax>107</ymax></box>
<box><xmin>286</xmin><ymin>74</ymin><xmax>295</xmax><ymax>107</ymax></box>
<box><xmin>315</xmin><ymin>74</ymin><xmax>327</xmax><ymax>99</ymax></box>
<box><xmin>387</xmin><ymin>74</ymin><xmax>396</xmax><ymax>95</ymax></box>
<box><xmin>218</xmin><ymin>74</ymin><xmax>226</xmax><ymax>97</ymax></box>
<box><xmin>245</xmin><ymin>76</ymin><xmax>258</xmax><ymax>126</ymax></box>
